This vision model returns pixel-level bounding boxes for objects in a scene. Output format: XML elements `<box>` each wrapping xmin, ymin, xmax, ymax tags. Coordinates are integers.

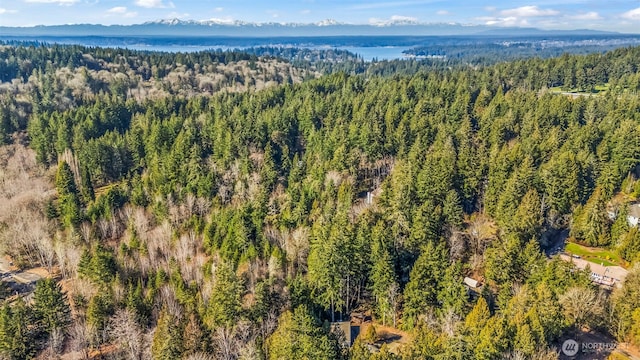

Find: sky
<box><xmin>1</xmin><ymin>0</ymin><xmax>640</xmax><ymax>33</ymax></box>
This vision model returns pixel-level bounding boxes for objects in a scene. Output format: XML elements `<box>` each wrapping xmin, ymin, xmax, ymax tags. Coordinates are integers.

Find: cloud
<box><xmin>134</xmin><ymin>0</ymin><xmax>173</xmax><ymax>9</ymax></box>
<box><xmin>107</xmin><ymin>6</ymin><xmax>127</xmax><ymax>14</ymax></box>
<box><xmin>106</xmin><ymin>6</ymin><xmax>137</xmax><ymax>18</ymax></box>
<box><xmin>300</xmin><ymin>9</ymin><xmax>311</xmax><ymax>15</ymax></box>
<box><xmin>569</xmin><ymin>11</ymin><xmax>601</xmax><ymax>20</ymax></box>
<box><xmin>621</xmin><ymin>7</ymin><xmax>640</xmax><ymax>20</ymax></box>
<box><xmin>24</xmin><ymin>0</ymin><xmax>78</xmax><ymax>5</ymax></box>
<box><xmin>436</xmin><ymin>10</ymin><xmax>449</xmax><ymax>16</ymax></box>
<box><xmin>477</xmin><ymin>16</ymin><xmax>529</xmax><ymax>27</ymax></box>
<box><xmin>391</xmin><ymin>15</ymin><xmax>417</xmax><ymax>21</ymax></box>
<box><xmin>0</xmin><ymin>8</ymin><xmax>17</xmax><ymax>14</ymax></box>
<box><xmin>214</xmin><ymin>7</ymin><xmax>224</xmax><ymax>12</ymax></box>
<box><xmin>206</xmin><ymin>16</ymin><xmax>236</xmax><ymax>24</ymax></box>
<box><xmin>500</xmin><ymin>6</ymin><xmax>559</xmax><ymax>17</ymax></box>
<box><xmin>369</xmin><ymin>15</ymin><xmax>418</xmax><ymax>26</ymax></box>
<box><xmin>480</xmin><ymin>5</ymin><xmax>560</xmax><ymax>27</ymax></box>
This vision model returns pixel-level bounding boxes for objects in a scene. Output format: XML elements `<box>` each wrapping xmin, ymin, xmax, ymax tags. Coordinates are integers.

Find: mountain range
<box><xmin>0</xmin><ymin>19</ymin><xmax>618</xmax><ymax>38</ymax></box>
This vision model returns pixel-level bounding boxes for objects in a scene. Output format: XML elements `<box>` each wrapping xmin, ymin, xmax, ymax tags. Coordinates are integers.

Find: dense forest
<box><xmin>1</xmin><ymin>42</ymin><xmax>640</xmax><ymax>359</ymax></box>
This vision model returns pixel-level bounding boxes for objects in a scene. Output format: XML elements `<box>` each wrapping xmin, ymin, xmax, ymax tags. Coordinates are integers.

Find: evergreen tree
<box><xmin>437</xmin><ymin>262</ymin><xmax>467</xmax><ymax>316</ymax></box>
<box><xmin>514</xmin><ymin>323</ymin><xmax>536</xmax><ymax>357</ymax></box>
<box><xmin>402</xmin><ymin>322</ymin><xmax>442</xmax><ymax>360</ymax></box>
<box><xmin>463</xmin><ymin>296</ymin><xmax>491</xmax><ymax>354</ymax></box>
<box><xmin>0</xmin><ymin>300</ymin><xmax>36</xmax><ymax>360</ymax></box>
<box><xmin>474</xmin><ymin>316</ymin><xmax>509</xmax><ymax>360</ymax></box>
<box><xmin>402</xmin><ymin>241</ymin><xmax>446</xmax><ymax>329</ymax></box>
<box><xmin>571</xmin><ymin>186</ymin><xmax>610</xmax><ymax>246</ymax></box>
<box><xmin>87</xmin><ymin>292</ymin><xmax>114</xmax><ymax>336</ymax></box>
<box><xmin>56</xmin><ymin>161</ymin><xmax>83</xmax><ymax>228</ymax></box>
<box><xmin>370</xmin><ymin>245</ymin><xmax>397</xmax><ymax>326</ymax></box>
<box><xmin>206</xmin><ymin>262</ymin><xmax>243</xmax><ymax>328</ymax></box>
<box><xmin>442</xmin><ymin>190</ymin><xmax>464</xmax><ymax>229</ymax></box>
<box><xmin>267</xmin><ymin>306</ymin><xmax>340</xmax><ymax>360</ymax></box>
<box><xmin>33</xmin><ymin>278</ymin><xmax>71</xmax><ymax>335</ymax></box>
<box><xmin>152</xmin><ymin>309</ymin><xmax>184</xmax><ymax>360</ymax></box>
<box><xmin>511</xmin><ymin>188</ymin><xmax>543</xmax><ymax>240</ymax></box>
<box><xmin>80</xmin><ymin>166</ymin><xmax>95</xmax><ymax>203</ymax></box>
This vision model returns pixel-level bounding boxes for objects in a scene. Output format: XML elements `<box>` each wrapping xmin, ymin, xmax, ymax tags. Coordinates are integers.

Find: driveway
<box><xmin>0</xmin><ymin>256</ymin><xmax>44</xmax><ymax>297</ymax></box>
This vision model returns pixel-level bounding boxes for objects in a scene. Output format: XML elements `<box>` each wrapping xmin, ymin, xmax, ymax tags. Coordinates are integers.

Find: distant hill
<box><xmin>0</xmin><ymin>19</ymin><xmax>618</xmax><ymax>38</ymax></box>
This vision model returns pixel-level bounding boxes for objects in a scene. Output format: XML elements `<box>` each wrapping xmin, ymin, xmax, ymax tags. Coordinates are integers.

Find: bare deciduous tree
<box><xmin>184</xmin><ymin>353</ymin><xmax>215</xmax><ymax>360</ymax></box>
<box><xmin>212</xmin><ymin>326</ymin><xmax>241</xmax><ymax>360</ymax></box>
<box><xmin>441</xmin><ymin>309</ymin><xmax>461</xmax><ymax>337</ymax></box>
<box><xmin>108</xmin><ymin>309</ymin><xmax>145</xmax><ymax>360</ymax></box>
<box><xmin>559</xmin><ymin>286</ymin><xmax>606</xmax><ymax>330</ymax></box>
<box><xmin>447</xmin><ymin>228</ymin><xmax>467</xmax><ymax>262</ymax></box>
<box><xmin>157</xmin><ymin>285</ymin><xmax>184</xmax><ymax>320</ymax></box>
<box><xmin>467</xmin><ymin>214</ymin><xmax>497</xmax><ymax>256</ymax></box>
<box><xmin>211</xmin><ymin>320</ymin><xmax>257</xmax><ymax>360</ymax></box>
<box><xmin>68</xmin><ymin>320</ymin><xmax>91</xmax><ymax>360</ymax></box>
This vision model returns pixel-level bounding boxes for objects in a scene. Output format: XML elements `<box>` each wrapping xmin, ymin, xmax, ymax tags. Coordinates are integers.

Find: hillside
<box><xmin>0</xmin><ymin>43</ymin><xmax>640</xmax><ymax>359</ymax></box>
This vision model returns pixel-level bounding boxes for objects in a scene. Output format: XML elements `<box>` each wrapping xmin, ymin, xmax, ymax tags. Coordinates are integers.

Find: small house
<box><xmin>463</xmin><ymin>277</ymin><xmax>480</xmax><ymax>289</ymax></box>
<box><xmin>330</xmin><ymin>321</ymin><xmax>360</xmax><ymax>347</ymax></box>
<box><xmin>559</xmin><ymin>254</ymin><xmax>628</xmax><ymax>289</ymax></box>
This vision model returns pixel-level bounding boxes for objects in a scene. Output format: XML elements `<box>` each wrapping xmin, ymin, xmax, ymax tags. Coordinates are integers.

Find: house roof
<box><xmin>331</xmin><ymin>321</ymin><xmax>355</xmax><ymax>346</ymax></box>
<box><xmin>559</xmin><ymin>254</ymin><xmax>628</xmax><ymax>285</ymax></box>
<box><xmin>463</xmin><ymin>277</ymin><xmax>480</xmax><ymax>288</ymax></box>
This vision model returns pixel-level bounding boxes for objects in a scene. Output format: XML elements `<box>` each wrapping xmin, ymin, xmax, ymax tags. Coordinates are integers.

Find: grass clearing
<box><xmin>548</xmin><ymin>83</ymin><xmax>610</xmax><ymax>95</ymax></box>
<box><xmin>565</xmin><ymin>242</ymin><xmax>627</xmax><ymax>268</ymax></box>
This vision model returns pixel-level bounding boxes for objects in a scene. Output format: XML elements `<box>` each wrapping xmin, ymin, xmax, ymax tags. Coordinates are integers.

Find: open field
<box><xmin>565</xmin><ymin>242</ymin><xmax>627</xmax><ymax>268</ymax></box>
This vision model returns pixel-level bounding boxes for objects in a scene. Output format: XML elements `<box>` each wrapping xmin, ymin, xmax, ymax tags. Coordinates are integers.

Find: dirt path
<box><xmin>0</xmin><ymin>255</ymin><xmax>46</xmax><ymax>298</ymax></box>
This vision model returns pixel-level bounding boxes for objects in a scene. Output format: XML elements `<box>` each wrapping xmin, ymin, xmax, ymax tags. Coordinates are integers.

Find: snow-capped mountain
<box><xmin>0</xmin><ymin>19</ymin><xmax>617</xmax><ymax>37</ymax></box>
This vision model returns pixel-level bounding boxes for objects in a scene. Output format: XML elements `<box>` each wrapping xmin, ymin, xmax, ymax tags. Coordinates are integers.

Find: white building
<box><xmin>559</xmin><ymin>254</ymin><xmax>628</xmax><ymax>289</ymax></box>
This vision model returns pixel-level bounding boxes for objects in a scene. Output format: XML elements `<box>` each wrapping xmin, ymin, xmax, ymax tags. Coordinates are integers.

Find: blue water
<box><xmin>347</xmin><ymin>47</ymin><xmax>407</xmax><ymax>61</ymax></box>
<box><xmin>122</xmin><ymin>44</ymin><xmax>407</xmax><ymax>61</ymax></box>
<box><xmin>312</xmin><ymin>46</ymin><xmax>407</xmax><ymax>61</ymax></box>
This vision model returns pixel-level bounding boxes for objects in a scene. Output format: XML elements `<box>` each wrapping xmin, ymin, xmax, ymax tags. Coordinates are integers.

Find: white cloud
<box><xmin>24</xmin><ymin>0</ymin><xmax>78</xmax><ymax>5</ymax></box>
<box><xmin>206</xmin><ymin>16</ymin><xmax>236</xmax><ymax>25</ymax></box>
<box><xmin>477</xmin><ymin>16</ymin><xmax>530</xmax><ymax>27</ymax></box>
<box><xmin>107</xmin><ymin>6</ymin><xmax>127</xmax><ymax>14</ymax></box>
<box><xmin>479</xmin><ymin>5</ymin><xmax>561</xmax><ymax>27</ymax></box>
<box><xmin>106</xmin><ymin>6</ymin><xmax>137</xmax><ymax>18</ymax></box>
<box><xmin>621</xmin><ymin>7</ymin><xmax>640</xmax><ymax>20</ymax></box>
<box><xmin>214</xmin><ymin>7</ymin><xmax>224</xmax><ymax>12</ymax></box>
<box><xmin>391</xmin><ymin>15</ymin><xmax>416</xmax><ymax>22</ymax></box>
<box><xmin>500</xmin><ymin>6</ymin><xmax>559</xmax><ymax>17</ymax></box>
<box><xmin>569</xmin><ymin>11</ymin><xmax>601</xmax><ymax>20</ymax></box>
<box><xmin>134</xmin><ymin>0</ymin><xmax>172</xmax><ymax>9</ymax></box>
<box><xmin>0</xmin><ymin>8</ymin><xmax>17</xmax><ymax>14</ymax></box>
<box><xmin>300</xmin><ymin>9</ymin><xmax>311</xmax><ymax>15</ymax></box>
<box><xmin>369</xmin><ymin>15</ymin><xmax>418</xmax><ymax>26</ymax></box>
<box><xmin>436</xmin><ymin>10</ymin><xmax>449</xmax><ymax>16</ymax></box>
